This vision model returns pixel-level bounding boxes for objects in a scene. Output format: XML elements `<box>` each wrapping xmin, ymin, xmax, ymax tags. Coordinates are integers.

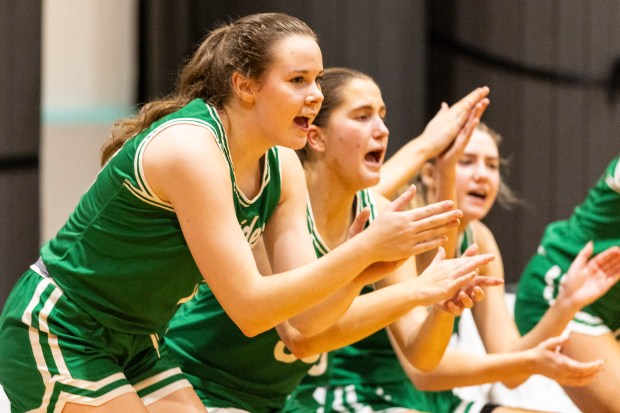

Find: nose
<box><xmin>473</xmin><ymin>162</ymin><xmax>489</xmax><ymax>180</ymax></box>
<box><xmin>373</xmin><ymin>117</ymin><xmax>389</xmax><ymax>140</ymax></box>
<box><xmin>305</xmin><ymin>82</ymin><xmax>324</xmax><ymax>106</ymax></box>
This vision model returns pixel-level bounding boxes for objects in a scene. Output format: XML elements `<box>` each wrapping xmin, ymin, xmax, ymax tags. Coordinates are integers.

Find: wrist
<box><xmin>429</xmin><ymin>302</ymin><xmax>456</xmax><ymax>319</ymax></box>
<box><xmin>550</xmin><ymin>293</ymin><xmax>581</xmax><ymax>316</ymax></box>
<box><xmin>521</xmin><ymin>349</ymin><xmax>539</xmax><ymax>376</ymax></box>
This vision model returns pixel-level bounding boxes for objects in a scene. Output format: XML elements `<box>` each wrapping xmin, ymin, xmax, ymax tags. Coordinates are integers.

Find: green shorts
<box><xmin>287</xmin><ymin>382</ymin><xmax>493</xmax><ymax>413</ymax></box>
<box><xmin>0</xmin><ymin>267</ymin><xmax>192</xmax><ymax>412</ymax></box>
<box><xmin>515</xmin><ymin>252</ymin><xmax>620</xmax><ymax>338</ymax></box>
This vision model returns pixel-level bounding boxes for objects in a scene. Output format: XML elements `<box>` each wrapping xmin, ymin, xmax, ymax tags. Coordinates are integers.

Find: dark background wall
<box><xmin>138</xmin><ymin>0</ymin><xmax>620</xmax><ymax>287</ymax></box>
<box><xmin>428</xmin><ymin>0</ymin><xmax>620</xmax><ymax>285</ymax></box>
<box><xmin>2</xmin><ymin>0</ymin><xmax>619</xmax><ymax>307</ymax></box>
<box><xmin>0</xmin><ymin>1</ymin><xmax>41</xmax><ymax>307</ymax></box>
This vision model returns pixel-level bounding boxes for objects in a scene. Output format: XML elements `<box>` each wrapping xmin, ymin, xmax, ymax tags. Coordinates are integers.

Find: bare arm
<box><xmin>472</xmin><ymin>222</ymin><xmax>620</xmax><ymax>353</ymax></box>
<box><xmin>276</xmin><ymin>250</ymin><xmax>497</xmax><ymax>360</ymax></box>
<box><xmin>394</xmin><ymin>335</ymin><xmax>603</xmax><ymax>391</ymax></box>
<box><xmin>145</xmin><ymin>126</ymin><xmax>477</xmax><ymax>337</ymax></box>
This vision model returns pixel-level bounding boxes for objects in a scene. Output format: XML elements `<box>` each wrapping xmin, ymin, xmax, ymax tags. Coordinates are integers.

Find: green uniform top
<box><xmin>539</xmin><ymin>155</ymin><xmax>620</xmax><ymax>267</ymax></box>
<box><xmin>516</xmin><ymin>154</ymin><xmax>620</xmax><ymax>334</ymax></box>
<box><xmin>311</xmin><ymin>189</ymin><xmax>383</xmax><ymax>381</ymax></box>
<box><xmin>160</xmin><ymin>189</ymin><xmax>374</xmax><ymax>412</ymax></box>
<box><xmin>39</xmin><ymin>98</ymin><xmax>281</xmax><ymax>335</ymax></box>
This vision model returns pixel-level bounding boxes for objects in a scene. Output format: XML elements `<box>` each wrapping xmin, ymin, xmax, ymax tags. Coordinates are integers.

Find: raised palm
<box><xmin>558</xmin><ymin>242</ymin><xmax>620</xmax><ymax>309</ymax></box>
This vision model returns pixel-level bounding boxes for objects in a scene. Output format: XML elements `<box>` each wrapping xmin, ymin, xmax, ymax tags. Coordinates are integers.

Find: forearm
<box><xmin>287</xmin><ymin>280</ymin><xmax>364</xmax><ymax>337</ymax></box>
<box><xmin>225</xmin><ymin>234</ymin><xmax>376</xmax><ymax>337</ymax></box>
<box><xmin>509</xmin><ymin>297</ymin><xmax>580</xmax><ymax>352</ymax></box>
<box><xmin>280</xmin><ymin>282</ymin><xmax>425</xmax><ymax>358</ymax></box>
<box><xmin>395</xmin><ymin>305</ymin><xmax>455</xmax><ymax>372</ymax></box>
<box><xmin>407</xmin><ymin>349</ymin><xmax>533</xmax><ymax>390</ymax></box>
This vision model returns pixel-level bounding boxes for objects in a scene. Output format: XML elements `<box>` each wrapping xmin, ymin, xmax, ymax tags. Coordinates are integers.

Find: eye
<box><xmin>291</xmin><ymin>76</ymin><xmax>305</xmax><ymax>84</ymax></box>
<box><xmin>459</xmin><ymin>158</ymin><xmax>474</xmax><ymax>166</ymax></box>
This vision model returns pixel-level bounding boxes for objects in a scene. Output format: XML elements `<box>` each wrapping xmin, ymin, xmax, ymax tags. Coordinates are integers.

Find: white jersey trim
<box><xmin>126</xmin><ymin>118</ymin><xmax>221</xmax><ymax>211</ymax></box>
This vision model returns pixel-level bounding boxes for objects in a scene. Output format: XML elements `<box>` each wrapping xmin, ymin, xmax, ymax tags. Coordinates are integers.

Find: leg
<box><xmin>147</xmin><ymin>387</ymin><xmax>206</xmax><ymax>413</ymax></box>
<box><xmin>560</xmin><ymin>332</ymin><xmax>620</xmax><ymax>413</ymax></box>
<box><xmin>63</xmin><ymin>393</ymin><xmax>150</xmax><ymax>413</ymax></box>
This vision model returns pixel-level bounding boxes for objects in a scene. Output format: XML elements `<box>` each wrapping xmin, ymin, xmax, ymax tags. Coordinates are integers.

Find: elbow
<box><xmin>288</xmin><ymin>318</ymin><xmax>327</xmax><ymax>338</ymax></box>
<box><xmin>409</xmin><ymin>374</ymin><xmax>439</xmax><ymax>391</ymax></box>
<box><xmin>408</xmin><ymin>354</ymin><xmax>441</xmax><ymax>374</ymax></box>
<box><xmin>414</xmin><ymin>361</ymin><xmax>437</xmax><ymax>374</ymax></box>
<box><xmin>230</xmin><ymin>314</ymin><xmax>273</xmax><ymax>338</ymax></box>
<box><xmin>278</xmin><ymin>333</ymin><xmax>319</xmax><ymax>360</ymax></box>
<box><xmin>237</xmin><ymin>323</ymin><xmax>264</xmax><ymax>338</ymax></box>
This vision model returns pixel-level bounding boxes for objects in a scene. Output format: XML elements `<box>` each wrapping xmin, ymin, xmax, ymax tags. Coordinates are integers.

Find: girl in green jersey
<box><xmin>0</xmin><ymin>13</ymin><xmax>469</xmax><ymax>413</ymax></box>
<box><xmin>515</xmin><ymin>154</ymin><xmax>620</xmax><ymax>412</ymax></box>
<box><xmin>373</xmin><ymin>124</ymin><xmax>620</xmax><ymax>412</ymax></box>
<box><xmin>161</xmin><ymin>68</ymin><xmax>499</xmax><ymax>413</ymax></box>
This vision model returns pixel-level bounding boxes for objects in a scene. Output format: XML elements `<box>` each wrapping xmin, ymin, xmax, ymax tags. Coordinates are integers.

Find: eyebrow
<box><xmin>352</xmin><ymin>104</ymin><xmax>386</xmax><ymax>113</ymax></box>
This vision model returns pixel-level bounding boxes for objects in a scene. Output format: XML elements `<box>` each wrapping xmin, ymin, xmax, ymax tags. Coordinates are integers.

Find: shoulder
<box><xmin>143</xmin><ymin>123</ymin><xmax>229</xmax><ymax>202</ymax></box>
<box><xmin>470</xmin><ymin>220</ymin><xmax>500</xmax><ymax>253</ymax></box>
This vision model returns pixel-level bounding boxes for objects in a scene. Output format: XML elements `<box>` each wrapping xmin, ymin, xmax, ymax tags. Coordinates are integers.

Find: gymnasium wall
<box><xmin>427</xmin><ymin>0</ymin><xmax>620</xmax><ymax>285</ymax></box>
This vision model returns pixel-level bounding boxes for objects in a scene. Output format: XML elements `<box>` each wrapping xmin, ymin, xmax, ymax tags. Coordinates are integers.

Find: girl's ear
<box><xmin>306</xmin><ymin>125</ymin><xmax>326</xmax><ymax>153</ymax></box>
<box><xmin>420</xmin><ymin>162</ymin><xmax>437</xmax><ymax>192</ymax></box>
<box><xmin>231</xmin><ymin>72</ymin><xmax>257</xmax><ymax>104</ymax></box>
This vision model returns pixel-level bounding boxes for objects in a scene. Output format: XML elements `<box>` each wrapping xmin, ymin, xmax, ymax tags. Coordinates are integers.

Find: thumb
<box><xmin>386</xmin><ymin>185</ymin><xmax>416</xmax><ymax>212</ymax></box>
<box><xmin>431</xmin><ymin>247</ymin><xmax>447</xmax><ymax>264</ymax></box>
<box><xmin>542</xmin><ymin>333</ymin><xmax>570</xmax><ymax>352</ymax></box>
<box><xmin>568</xmin><ymin>241</ymin><xmax>594</xmax><ymax>273</ymax></box>
<box><xmin>347</xmin><ymin>208</ymin><xmax>370</xmax><ymax>240</ymax></box>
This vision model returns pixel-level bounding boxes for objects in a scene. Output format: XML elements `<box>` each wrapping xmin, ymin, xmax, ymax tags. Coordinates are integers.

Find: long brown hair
<box><xmin>100</xmin><ymin>13</ymin><xmax>317</xmax><ymax>165</ymax></box>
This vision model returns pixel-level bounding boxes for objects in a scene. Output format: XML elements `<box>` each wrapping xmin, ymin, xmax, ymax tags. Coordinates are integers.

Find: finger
<box><xmin>347</xmin><ymin>208</ymin><xmax>370</xmax><ymax>239</ymax></box>
<box><xmin>454</xmin><ymin>86</ymin><xmax>490</xmax><ymax>110</ymax></box>
<box><xmin>457</xmin><ymin>254</ymin><xmax>496</xmax><ymax>272</ymax></box>
<box><xmin>385</xmin><ymin>184</ymin><xmax>417</xmax><ymax>212</ymax></box>
<box><xmin>469</xmin><ymin>286</ymin><xmax>486</xmax><ymax>302</ymax></box>
<box><xmin>593</xmin><ymin>246</ymin><xmax>620</xmax><ymax>274</ymax></box>
<box><xmin>407</xmin><ymin>201</ymin><xmax>460</xmax><ymax>222</ymax></box>
<box><xmin>462</xmin><ymin>243</ymin><xmax>480</xmax><ymax>257</ymax></box>
<box><xmin>570</xmin><ymin>241</ymin><xmax>594</xmax><ymax>271</ymax></box>
<box><xmin>431</xmin><ymin>246</ymin><xmax>447</xmax><ymax>264</ymax></box>
<box><xmin>410</xmin><ymin>236</ymin><xmax>449</xmax><ymax>256</ymax></box>
<box><xmin>443</xmin><ymin>300</ymin><xmax>464</xmax><ymax>316</ymax></box>
<box><xmin>472</xmin><ymin>98</ymin><xmax>490</xmax><ymax>121</ymax></box>
<box><xmin>541</xmin><ymin>334</ymin><xmax>571</xmax><ymax>351</ymax></box>
<box><xmin>470</xmin><ymin>275</ymin><xmax>503</xmax><ymax>288</ymax></box>
<box><xmin>458</xmin><ymin>290</ymin><xmax>474</xmax><ymax>308</ymax></box>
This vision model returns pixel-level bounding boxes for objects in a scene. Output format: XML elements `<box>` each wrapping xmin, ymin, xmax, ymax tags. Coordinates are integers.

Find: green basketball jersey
<box><xmin>292</xmin><ymin>221</ymin><xmax>478</xmax><ymax>412</ymax></box>
<box><xmin>39</xmin><ymin>98</ymin><xmax>281</xmax><ymax>335</ymax></box>
<box><xmin>162</xmin><ymin>189</ymin><xmax>374</xmax><ymax>412</ymax></box>
<box><xmin>516</xmin><ymin>154</ymin><xmax>620</xmax><ymax>335</ymax></box>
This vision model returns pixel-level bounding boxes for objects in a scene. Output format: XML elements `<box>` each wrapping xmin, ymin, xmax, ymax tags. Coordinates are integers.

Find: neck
<box><xmin>305</xmin><ymin>163</ymin><xmax>361</xmax><ymax>250</ymax></box>
<box><xmin>218</xmin><ymin>106</ymin><xmax>270</xmax><ymax>197</ymax></box>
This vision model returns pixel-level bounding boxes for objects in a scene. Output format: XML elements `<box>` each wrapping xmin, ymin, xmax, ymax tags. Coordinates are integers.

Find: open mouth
<box><xmin>467</xmin><ymin>190</ymin><xmax>487</xmax><ymax>200</ymax></box>
<box><xmin>294</xmin><ymin>116</ymin><xmax>309</xmax><ymax>128</ymax></box>
<box><xmin>364</xmin><ymin>150</ymin><xmax>383</xmax><ymax>165</ymax></box>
